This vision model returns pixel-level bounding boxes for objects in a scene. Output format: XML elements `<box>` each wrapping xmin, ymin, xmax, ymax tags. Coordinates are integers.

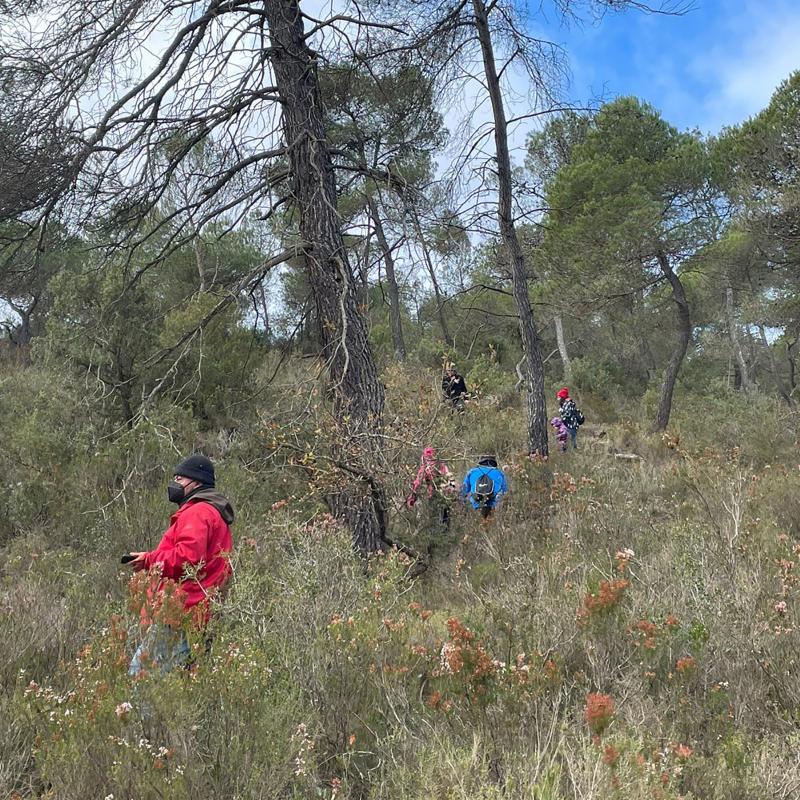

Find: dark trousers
<box><xmin>568</xmin><ymin>426</ymin><xmax>578</xmax><ymax>449</ymax></box>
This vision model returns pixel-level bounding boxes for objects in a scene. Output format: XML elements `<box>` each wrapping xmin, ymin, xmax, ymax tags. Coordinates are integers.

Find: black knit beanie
<box><xmin>174</xmin><ymin>454</ymin><xmax>215</xmax><ymax>487</ymax></box>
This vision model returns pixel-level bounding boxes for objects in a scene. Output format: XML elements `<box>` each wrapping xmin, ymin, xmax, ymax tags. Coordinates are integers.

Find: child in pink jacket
<box><xmin>550</xmin><ymin>417</ymin><xmax>569</xmax><ymax>453</ymax></box>
<box><xmin>405</xmin><ymin>447</ymin><xmax>455</xmax><ymax>549</ymax></box>
<box><xmin>406</xmin><ymin>447</ymin><xmax>453</xmax><ymax>507</ymax></box>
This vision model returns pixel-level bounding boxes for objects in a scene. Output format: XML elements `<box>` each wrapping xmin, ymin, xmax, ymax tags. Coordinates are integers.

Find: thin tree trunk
<box><xmin>653</xmin><ymin>251</ymin><xmax>691</xmax><ymax>432</ymax></box>
<box><xmin>113</xmin><ymin>348</ymin><xmax>135</xmax><ymax>430</ymax></box>
<box><xmin>554</xmin><ymin>315</ymin><xmax>572</xmax><ymax>383</ymax></box>
<box><xmin>733</xmin><ymin>361</ymin><xmax>742</xmax><ymax>390</ymax></box>
<box><xmin>194</xmin><ymin>240</ymin><xmax>207</xmax><ymax>291</ymax></box>
<box><xmin>367</xmin><ymin>195</ymin><xmax>406</xmax><ymax>361</ymax></box>
<box><xmin>631</xmin><ymin>290</ymin><xmax>657</xmax><ymax>380</ymax></box>
<box><xmin>258</xmin><ymin>280</ymin><xmax>271</xmax><ymax>341</ymax></box>
<box><xmin>746</xmin><ymin>327</ymin><xmax>759</xmax><ymax>383</ymax></box>
<box><xmin>641</xmin><ymin>321</ymin><xmax>656</xmax><ymax>380</ymax></box>
<box><xmin>787</xmin><ymin>332</ymin><xmax>798</xmax><ymax>391</ymax></box>
<box><xmin>758</xmin><ymin>324</ymin><xmax>795</xmax><ymax>408</ymax></box>
<box><xmin>641</xmin><ymin>335</ymin><xmax>658</xmax><ymax>381</ymax></box>
<box><xmin>410</xmin><ymin>205</ymin><xmax>453</xmax><ymax>346</ymax></box>
<box><xmin>725</xmin><ymin>284</ymin><xmax>752</xmax><ymax>392</ymax></box>
<box><xmin>265</xmin><ymin>0</ymin><xmax>387</xmax><ymax>552</ymax></box>
<box><xmin>473</xmin><ymin>0</ymin><xmax>548</xmax><ymax>455</ymax></box>
<box><xmin>358</xmin><ymin>219</ymin><xmax>373</xmax><ymax>310</ymax></box>
<box><xmin>11</xmin><ymin>310</ymin><xmax>32</xmax><ymax>348</ymax></box>
<box><xmin>726</xmin><ymin>350</ymin><xmax>732</xmax><ymax>390</ymax></box>
<box><xmin>8</xmin><ymin>295</ymin><xmax>38</xmax><ymax>349</ymax></box>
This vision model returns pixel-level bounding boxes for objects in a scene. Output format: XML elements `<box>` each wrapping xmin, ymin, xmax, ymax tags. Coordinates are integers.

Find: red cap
<box><xmin>557</xmin><ymin>387</ymin><xmax>569</xmax><ymax>399</ymax></box>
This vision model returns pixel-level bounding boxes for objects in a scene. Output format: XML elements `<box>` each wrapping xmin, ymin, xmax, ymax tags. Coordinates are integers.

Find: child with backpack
<box><xmin>461</xmin><ymin>456</ymin><xmax>508</xmax><ymax>519</ymax></box>
<box><xmin>556</xmin><ymin>387</ymin><xmax>585</xmax><ymax>450</ymax></box>
<box><xmin>550</xmin><ymin>416</ymin><xmax>570</xmax><ymax>453</ymax></box>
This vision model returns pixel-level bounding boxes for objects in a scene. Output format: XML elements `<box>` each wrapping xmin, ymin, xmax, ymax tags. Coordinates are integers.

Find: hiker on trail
<box><xmin>124</xmin><ymin>454</ymin><xmax>234</xmax><ymax>677</ymax></box>
<box><xmin>461</xmin><ymin>455</ymin><xmax>508</xmax><ymax>519</ymax></box>
<box><xmin>442</xmin><ymin>366</ymin><xmax>468</xmax><ymax>412</ymax></box>
<box><xmin>550</xmin><ymin>416</ymin><xmax>570</xmax><ymax>453</ymax></box>
<box><xmin>406</xmin><ymin>446</ymin><xmax>456</xmax><ymax>535</ymax></box>
<box><xmin>406</xmin><ymin>447</ymin><xmax>455</xmax><ymax>509</ymax></box>
<box><xmin>557</xmin><ymin>387</ymin><xmax>584</xmax><ymax>450</ymax></box>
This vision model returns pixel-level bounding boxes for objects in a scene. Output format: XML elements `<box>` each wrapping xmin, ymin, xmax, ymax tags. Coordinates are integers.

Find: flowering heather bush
<box><xmin>128</xmin><ymin>567</ymin><xmax>193</xmax><ymax>628</ymax></box>
<box><xmin>675</xmin><ymin>655</ymin><xmax>696</xmax><ymax>674</ymax></box>
<box><xmin>428</xmin><ymin>617</ymin><xmax>499</xmax><ymax>708</ymax></box>
<box><xmin>577</xmin><ymin>578</ymin><xmax>629</xmax><ymax>623</ymax></box>
<box><xmin>584</xmin><ymin>692</ymin><xmax>615</xmax><ymax>735</ymax></box>
<box><xmin>17</xmin><ymin>620</ymin><xmax>303</xmax><ymax>799</ymax></box>
<box><xmin>603</xmin><ymin>743</ymin><xmax>621</xmax><ymax>767</ymax></box>
<box><xmin>630</xmin><ymin>618</ymin><xmax>659</xmax><ymax>650</ymax></box>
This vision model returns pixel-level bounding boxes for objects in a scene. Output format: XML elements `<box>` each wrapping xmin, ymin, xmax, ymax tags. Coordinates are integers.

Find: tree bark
<box><xmin>367</xmin><ymin>195</ymin><xmax>406</xmax><ymax>361</ymax></box>
<box><xmin>725</xmin><ymin>284</ymin><xmax>751</xmax><ymax>392</ymax></box>
<box><xmin>473</xmin><ymin>0</ymin><xmax>548</xmax><ymax>455</ymax></box>
<box><xmin>409</xmin><ymin>205</ymin><xmax>453</xmax><ymax>346</ymax></box>
<box><xmin>265</xmin><ymin>0</ymin><xmax>387</xmax><ymax>552</ymax></box>
<box><xmin>653</xmin><ymin>251</ymin><xmax>691</xmax><ymax>432</ymax></box>
<box><xmin>554</xmin><ymin>315</ymin><xmax>572</xmax><ymax>383</ymax></box>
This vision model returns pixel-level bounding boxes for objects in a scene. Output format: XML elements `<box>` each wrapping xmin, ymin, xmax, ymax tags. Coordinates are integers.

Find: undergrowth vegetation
<box><xmin>2</xmin><ymin>359</ymin><xmax>800</xmax><ymax>799</ymax></box>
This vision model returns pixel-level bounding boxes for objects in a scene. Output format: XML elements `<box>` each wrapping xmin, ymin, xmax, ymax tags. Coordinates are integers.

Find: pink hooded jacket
<box><xmin>406</xmin><ymin>447</ymin><xmax>453</xmax><ymax>508</ymax></box>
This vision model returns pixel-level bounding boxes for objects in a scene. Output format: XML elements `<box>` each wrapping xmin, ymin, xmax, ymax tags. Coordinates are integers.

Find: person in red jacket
<box><xmin>126</xmin><ymin>454</ymin><xmax>234</xmax><ymax>677</ymax></box>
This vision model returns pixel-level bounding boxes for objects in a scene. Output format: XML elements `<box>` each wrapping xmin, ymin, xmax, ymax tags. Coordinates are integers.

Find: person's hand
<box><xmin>126</xmin><ymin>551</ymin><xmax>147</xmax><ymax>568</ymax></box>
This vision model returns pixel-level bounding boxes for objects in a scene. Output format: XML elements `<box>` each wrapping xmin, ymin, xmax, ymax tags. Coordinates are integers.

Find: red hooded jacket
<box><xmin>138</xmin><ymin>491</ymin><xmax>234</xmax><ymax>622</ymax></box>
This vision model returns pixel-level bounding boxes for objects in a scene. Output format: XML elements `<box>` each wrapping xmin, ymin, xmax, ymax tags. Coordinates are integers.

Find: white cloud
<box><xmin>559</xmin><ymin>1</ymin><xmax>800</xmax><ymax>133</ymax></box>
<box><xmin>688</xmin><ymin>1</ymin><xmax>800</xmax><ymax>131</ymax></box>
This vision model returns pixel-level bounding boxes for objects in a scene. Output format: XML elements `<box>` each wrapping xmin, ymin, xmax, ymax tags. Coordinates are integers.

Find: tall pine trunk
<box><xmin>367</xmin><ymin>195</ymin><xmax>406</xmax><ymax>361</ymax></box>
<box><xmin>653</xmin><ymin>252</ymin><xmax>691</xmax><ymax>432</ymax></box>
<box><xmin>473</xmin><ymin>0</ymin><xmax>548</xmax><ymax>455</ymax></box>
<box><xmin>554</xmin><ymin>315</ymin><xmax>572</xmax><ymax>383</ymax></box>
<box><xmin>265</xmin><ymin>0</ymin><xmax>387</xmax><ymax>552</ymax></box>
<box><xmin>410</xmin><ymin>205</ymin><xmax>453</xmax><ymax>346</ymax></box>
<box><xmin>725</xmin><ymin>284</ymin><xmax>751</xmax><ymax>392</ymax></box>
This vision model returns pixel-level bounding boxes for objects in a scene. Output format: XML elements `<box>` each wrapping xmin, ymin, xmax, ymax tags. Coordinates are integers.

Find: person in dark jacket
<box><xmin>461</xmin><ymin>456</ymin><xmax>508</xmax><ymax>519</ymax></box>
<box><xmin>442</xmin><ymin>366</ymin><xmax>468</xmax><ymax>411</ymax></box>
<box><xmin>125</xmin><ymin>454</ymin><xmax>234</xmax><ymax>677</ymax></box>
<box><xmin>557</xmin><ymin>387</ymin><xmax>584</xmax><ymax>450</ymax></box>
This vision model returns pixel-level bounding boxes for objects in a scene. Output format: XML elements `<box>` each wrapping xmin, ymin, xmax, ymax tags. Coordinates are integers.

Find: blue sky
<box><xmin>537</xmin><ymin>0</ymin><xmax>800</xmax><ymax>134</ymax></box>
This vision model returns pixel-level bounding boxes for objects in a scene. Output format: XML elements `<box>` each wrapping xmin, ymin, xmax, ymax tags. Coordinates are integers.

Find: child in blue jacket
<box><xmin>461</xmin><ymin>456</ymin><xmax>508</xmax><ymax>518</ymax></box>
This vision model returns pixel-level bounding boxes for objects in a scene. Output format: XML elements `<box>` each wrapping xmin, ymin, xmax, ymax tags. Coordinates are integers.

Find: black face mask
<box><xmin>167</xmin><ymin>481</ymin><xmax>185</xmax><ymax>505</ymax></box>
